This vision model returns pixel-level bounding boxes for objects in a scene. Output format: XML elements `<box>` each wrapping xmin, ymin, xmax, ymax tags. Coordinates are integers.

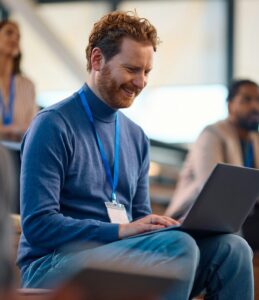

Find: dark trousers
<box><xmin>243</xmin><ymin>204</ymin><xmax>259</xmax><ymax>251</ymax></box>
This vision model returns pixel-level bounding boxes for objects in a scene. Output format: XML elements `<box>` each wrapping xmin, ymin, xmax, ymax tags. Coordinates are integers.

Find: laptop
<box><xmin>180</xmin><ymin>163</ymin><xmax>259</xmax><ymax>233</ymax></box>
<box><xmin>131</xmin><ymin>163</ymin><xmax>259</xmax><ymax>238</ymax></box>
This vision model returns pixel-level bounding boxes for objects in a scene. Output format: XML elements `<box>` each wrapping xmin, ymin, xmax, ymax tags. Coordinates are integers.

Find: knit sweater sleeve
<box><xmin>20</xmin><ymin>111</ymin><xmax>119</xmax><ymax>249</ymax></box>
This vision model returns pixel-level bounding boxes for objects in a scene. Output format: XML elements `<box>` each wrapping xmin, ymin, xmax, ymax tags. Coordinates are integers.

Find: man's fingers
<box><xmin>140</xmin><ymin>223</ymin><xmax>165</xmax><ymax>232</ymax></box>
<box><xmin>150</xmin><ymin>215</ymin><xmax>180</xmax><ymax>226</ymax></box>
<box><xmin>126</xmin><ymin>214</ymin><xmax>180</xmax><ymax>239</ymax></box>
<box><xmin>119</xmin><ymin>222</ymin><xmax>165</xmax><ymax>239</ymax></box>
<box><xmin>162</xmin><ymin>216</ymin><xmax>180</xmax><ymax>225</ymax></box>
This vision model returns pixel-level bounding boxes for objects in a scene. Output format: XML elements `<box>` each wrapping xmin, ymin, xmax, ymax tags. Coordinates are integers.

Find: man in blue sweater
<box><xmin>18</xmin><ymin>11</ymin><xmax>253</xmax><ymax>299</ymax></box>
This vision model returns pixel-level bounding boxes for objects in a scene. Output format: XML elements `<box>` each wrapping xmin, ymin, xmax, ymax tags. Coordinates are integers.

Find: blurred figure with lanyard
<box><xmin>0</xmin><ymin>20</ymin><xmax>37</xmax><ymax>142</ymax></box>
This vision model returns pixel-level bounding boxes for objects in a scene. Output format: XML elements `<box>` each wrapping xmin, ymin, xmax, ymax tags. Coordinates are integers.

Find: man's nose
<box><xmin>132</xmin><ymin>73</ymin><xmax>147</xmax><ymax>89</ymax></box>
<box><xmin>11</xmin><ymin>35</ymin><xmax>19</xmax><ymax>44</ymax></box>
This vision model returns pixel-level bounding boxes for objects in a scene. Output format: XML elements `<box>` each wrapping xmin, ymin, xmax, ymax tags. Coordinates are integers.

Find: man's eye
<box><xmin>242</xmin><ymin>97</ymin><xmax>251</xmax><ymax>103</ymax></box>
<box><xmin>127</xmin><ymin>68</ymin><xmax>135</xmax><ymax>73</ymax></box>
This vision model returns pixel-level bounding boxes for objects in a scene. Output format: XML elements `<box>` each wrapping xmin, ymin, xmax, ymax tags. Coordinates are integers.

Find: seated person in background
<box><xmin>18</xmin><ymin>11</ymin><xmax>254</xmax><ymax>300</ymax></box>
<box><xmin>0</xmin><ymin>20</ymin><xmax>38</xmax><ymax>142</ymax></box>
<box><xmin>166</xmin><ymin>79</ymin><xmax>259</xmax><ymax>220</ymax></box>
<box><xmin>0</xmin><ymin>145</ymin><xmax>15</xmax><ymax>300</ymax></box>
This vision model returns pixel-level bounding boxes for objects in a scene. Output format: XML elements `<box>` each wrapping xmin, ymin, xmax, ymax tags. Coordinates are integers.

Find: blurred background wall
<box><xmin>2</xmin><ymin>0</ymin><xmax>258</xmax><ymax>145</ymax></box>
<box><xmin>1</xmin><ymin>0</ymin><xmax>258</xmax><ymax>206</ymax></box>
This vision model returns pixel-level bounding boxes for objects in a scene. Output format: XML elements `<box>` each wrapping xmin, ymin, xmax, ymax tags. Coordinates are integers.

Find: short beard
<box><xmin>96</xmin><ymin>65</ymin><xmax>139</xmax><ymax>109</ymax></box>
<box><xmin>237</xmin><ymin>118</ymin><xmax>259</xmax><ymax>132</ymax></box>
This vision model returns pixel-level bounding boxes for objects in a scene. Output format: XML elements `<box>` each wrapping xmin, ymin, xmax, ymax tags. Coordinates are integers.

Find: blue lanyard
<box><xmin>0</xmin><ymin>76</ymin><xmax>15</xmax><ymax>125</ymax></box>
<box><xmin>244</xmin><ymin>142</ymin><xmax>254</xmax><ymax>168</ymax></box>
<box><xmin>78</xmin><ymin>88</ymin><xmax>120</xmax><ymax>204</ymax></box>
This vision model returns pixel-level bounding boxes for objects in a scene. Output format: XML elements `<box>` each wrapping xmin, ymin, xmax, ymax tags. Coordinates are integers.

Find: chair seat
<box><xmin>17</xmin><ymin>288</ymin><xmax>52</xmax><ymax>299</ymax></box>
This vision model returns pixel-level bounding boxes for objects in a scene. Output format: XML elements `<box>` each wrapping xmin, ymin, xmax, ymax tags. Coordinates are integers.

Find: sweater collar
<box><xmin>81</xmin><ymin>83</ymin><xmax>117</xmax><ymax>123</ymax></box>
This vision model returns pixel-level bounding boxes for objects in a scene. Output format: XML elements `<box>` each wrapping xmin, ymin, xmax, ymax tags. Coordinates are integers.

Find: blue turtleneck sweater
<box><xmin>17</xmin><ymin>84</ymin><xmax>151</xmax><ymax>271</ymax></box>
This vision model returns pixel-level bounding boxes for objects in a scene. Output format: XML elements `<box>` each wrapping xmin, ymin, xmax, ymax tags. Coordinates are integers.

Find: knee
<box><xmin>177</xmin><ymin>231</ymin><xmax>200</xmax><ymax>258</ymax></box>
<box><xmin>158</xmin><ymin>230</ymin><xmax>200</xmax><ymax>266</ymax></box>
<box><xmin>229</xmin><ymin>234</ymin><xmax>252</xmax><ymax>260</ymax></box>
<box><xmin>217</xmin><ymin>234</ymin><xmax>253</xmax><ymax>267</ymax></box>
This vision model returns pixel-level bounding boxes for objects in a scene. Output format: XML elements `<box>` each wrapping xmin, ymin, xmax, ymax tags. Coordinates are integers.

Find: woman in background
<box><xmin>0</xmin><ymin>20</ymin><xmax>37</xmax><ymax>142</ymax></box>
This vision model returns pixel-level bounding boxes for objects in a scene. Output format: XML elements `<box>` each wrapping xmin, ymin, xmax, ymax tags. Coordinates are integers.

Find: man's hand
<box><xmin>118</xmin><ymin>214</ymin><xmax>180</xmax><ymax>239</ymax></box>
<box><xmin>0</xmin><ymin>125</ymin><xmax>23</xmax><ymax>141</ymax></box>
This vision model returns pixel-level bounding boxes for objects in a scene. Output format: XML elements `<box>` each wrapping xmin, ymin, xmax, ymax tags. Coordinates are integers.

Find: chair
<box><xmin>16</xmin><ymin>289</ymin><xmax>52</xmax><ymax>300</ymax></box>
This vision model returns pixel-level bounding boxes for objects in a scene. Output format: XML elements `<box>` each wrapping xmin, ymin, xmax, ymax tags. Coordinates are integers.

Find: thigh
<box><xmin>71</xmin><ymin>230</ymin><xmax>199</xmax><ymax>282</ymax></box>
<box><xmin>24</xmin><ymin>229</ymin><xmax>199</xmax><ymax>289</ymax></box>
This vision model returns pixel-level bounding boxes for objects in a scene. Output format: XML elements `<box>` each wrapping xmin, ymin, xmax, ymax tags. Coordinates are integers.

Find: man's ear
<box><xmin>91</xmin><ymin>48</ymin><xmax>104</xmax><ymax>71</ymax></box>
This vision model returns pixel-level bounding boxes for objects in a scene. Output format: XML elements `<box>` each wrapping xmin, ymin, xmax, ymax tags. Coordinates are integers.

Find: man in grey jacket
<box><xmin>166</xmin><ymin>79</ymin><xmax>259</xmax><ymax>220</ymax></box>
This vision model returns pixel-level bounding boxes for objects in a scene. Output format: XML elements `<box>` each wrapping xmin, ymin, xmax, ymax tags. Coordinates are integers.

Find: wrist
<box><xmin>118</xmin><ymin>224</ymin><xmax>126</xmax><ymax>239</ymax></box>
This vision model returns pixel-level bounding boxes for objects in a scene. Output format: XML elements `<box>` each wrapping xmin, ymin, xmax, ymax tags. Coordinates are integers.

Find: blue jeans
<box><xmin>21</xmin><ymin>231</ymin><xmax>253</xmax><ymax>300</ymax></box>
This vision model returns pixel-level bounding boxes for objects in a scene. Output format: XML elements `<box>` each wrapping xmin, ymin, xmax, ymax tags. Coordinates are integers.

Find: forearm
<box><xmin>23</xmin><ymin>211</ymin><xmax>119</xmax><ymax>248</ymax></box>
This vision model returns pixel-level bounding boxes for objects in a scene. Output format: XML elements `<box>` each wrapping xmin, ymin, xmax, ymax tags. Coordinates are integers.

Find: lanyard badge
<box><xmin>78</xmin><ymin>88</ymin><xmax>129</xmax><ymax>224</ymax></box>
<box><xmin>105</xmin><ymin>202</ymin><xmax>129</xmax><ymax>224</ymax></box>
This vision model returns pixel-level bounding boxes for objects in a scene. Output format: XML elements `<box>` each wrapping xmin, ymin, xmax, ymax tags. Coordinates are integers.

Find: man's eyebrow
<box><xmin>122</xmin><ymin>64</ymin><xmax>152</xmax><ymax>72</ymax></box>
<box><xmin>122</xmin><ymin>64</ymin><xmax>140</xmax><ymax>69</ymax></box>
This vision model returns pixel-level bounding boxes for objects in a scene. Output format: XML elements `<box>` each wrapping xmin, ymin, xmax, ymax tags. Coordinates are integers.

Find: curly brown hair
<box><xmin>85</xmin><ymin>11</ymin><xmax>159</xmax><ymax>71</ymax></box>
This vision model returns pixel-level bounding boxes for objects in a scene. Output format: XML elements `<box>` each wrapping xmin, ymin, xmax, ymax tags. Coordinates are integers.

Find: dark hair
<box><xmin>85</xmin><ymin>11</ymin><xmax>159</xmax><ymax>71</ymax></box>
<box><xmin>0</xmin><ymin>20</ymin><xmax>21</xmax><ymax>75</ymax></box>
<box><xmin>227</xmin><ymin>79</ymin><xmax>258</xmax><ymax>102</ymax></box>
